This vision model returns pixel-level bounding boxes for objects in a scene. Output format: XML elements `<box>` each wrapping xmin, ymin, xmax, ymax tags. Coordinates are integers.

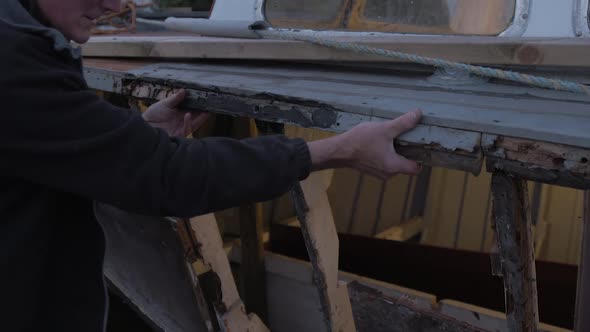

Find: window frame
<box><xmin>573</xmin><ymin>0</ymin><xmax>590</xmax><ymax>37</ymax></box>
<box><xmin>259</xmin><ymin>0</ymin><xmax>530</xmax><ymax>37</ymax></box>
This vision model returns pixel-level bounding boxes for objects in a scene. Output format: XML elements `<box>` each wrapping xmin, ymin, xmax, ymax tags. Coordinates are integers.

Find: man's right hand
<box><xmin>307</xmin><ymin>110</ymin><xmax>422</xmax><ymax>178</ymax></box>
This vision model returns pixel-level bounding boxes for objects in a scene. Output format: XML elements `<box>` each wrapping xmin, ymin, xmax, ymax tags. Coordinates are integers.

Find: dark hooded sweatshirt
<box><xmin>0</xmin><ymin>1</ymin><xmax>311</xmax><ymax>331</ymax></box>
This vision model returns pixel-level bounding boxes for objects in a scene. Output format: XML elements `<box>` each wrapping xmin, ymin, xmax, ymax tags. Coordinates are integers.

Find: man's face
<box><xmin>37</xmin><ymin>0</ymin><xmax>122</xmax><ymax>43</ymax></box>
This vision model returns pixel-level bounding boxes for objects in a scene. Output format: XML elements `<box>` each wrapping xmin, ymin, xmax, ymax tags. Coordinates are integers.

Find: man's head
<box><xmin>37</xmin><ymin>0</ymin><xmax>121</xmax><ymax>43</ymax></box>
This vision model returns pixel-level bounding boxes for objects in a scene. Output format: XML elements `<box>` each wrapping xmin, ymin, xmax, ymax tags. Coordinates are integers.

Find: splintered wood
<box><xmin>189</xmin><ymin>214</ymin><xmax>269</xmax><ymax>332</ymax></box>
<box><xmin>484</xmin><ymin>135</ymin><xmax>590</xmax><ymax>190</ymax></box>
<box><xmin>291</xmin><ymin>171</ymin><xmax>356</xmax><ymax>332</ymax></box>
<box><xmin>491</xmin><ymin>173</ymin><xmax>539</xmax><ymax>332</ymax></box>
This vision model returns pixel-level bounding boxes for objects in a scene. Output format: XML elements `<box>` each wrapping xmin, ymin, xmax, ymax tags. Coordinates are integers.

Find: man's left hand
<box><xmin>142</xmin><ymin>89</ymin><xmax>209</xmax><ymax>137</ymax></box>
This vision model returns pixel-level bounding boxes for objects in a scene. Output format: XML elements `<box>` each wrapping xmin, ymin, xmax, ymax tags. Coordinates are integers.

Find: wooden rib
<box><xmin>188</xmin><ymin>214</ymin><xmax>269</xmax><ymax>332</ymax></box>
<box><xmin>291</xmin><ymin>171</ymin><xmax>356</xmax><ymax>332</ymax></box>
<box><xmin>491</xmin><ymin>173</ymin><xmax>539</xmax><ymax>332</ymax></box>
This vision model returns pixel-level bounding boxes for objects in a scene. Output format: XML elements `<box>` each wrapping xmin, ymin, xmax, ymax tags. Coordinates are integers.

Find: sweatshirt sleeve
<box><xmin>0</xmin><ymin>31</ymin><xmax>311</xmax><ymax>217</ymax></box>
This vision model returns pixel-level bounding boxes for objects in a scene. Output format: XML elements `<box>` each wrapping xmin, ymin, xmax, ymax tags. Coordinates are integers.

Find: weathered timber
<box><xmin>94</xmin><ymin>203</ymin><xmax>211</xmax><ymax>332</ymax></box>
<box><xmin>238</xmin><ymin>203</ymin><xmax>268</xmax><ymax>322</ymax></box>
<box><xmin>83</xmin><ymin>63</ymin><xmax>484</xmax><ymax>173</ymax></box>
<box><xmin>228</xmin><ymin>249</ymin><xmax>568</xmax><ymax>332</ymax></box>
<box><xmin>348</xmin><ymin>281</ymin><xmax>479</xmax><ymax>332</ymax></box>
<box><xmin>574</xmin><ymin>191</ymin><xmax>590</xmax><ymax>331</ymax></box>
<box><xmin>484</xmin><ymin>135</ymin><xmax>590</xmax><ymax>189</ymax></box>
<box><xmin>491</xmin><ymin>173</ymin><xmax>539</xmax><ymax>332</ymax></box>
<box><xmin>438</xmin><ymin>300</ymin><xmax>570</xmax><ymax>332</ymax></box>
<box><xmin>270</xmin><ymin>224</ymin><xmax>578</xmax><ymax>330</ymax></box>
<box><xmin>84</xmin><ymin>60</ymin><xmax>590</xmax><ymax>149</ymax></box>
<box><xmin>80</xmin><ymin>34</ymin><xmax>590</xmax><ymax>67</ymax></box>
<box><xmin>189</xmin><ymin>214</ymin><xmax>269</xmax><ymax>332</ymax></box>
<box><xmin>396</xmin><ymin>141</ymin><xmax>482</xmax><ymax>175</ymax></box>
<box><xmin>84</xmin><ymin>60</ymin><xmax>590</xmax><ymax>187</ymax></box>
<box><xmin>291</xmin><ymin>172</ymin><xmax>356</xmax><ymax>332</ymax></box>
<box><xmin>231</xmin><ymin>117</ymin><xmax>269</xmax><ymax>322</ymax></box>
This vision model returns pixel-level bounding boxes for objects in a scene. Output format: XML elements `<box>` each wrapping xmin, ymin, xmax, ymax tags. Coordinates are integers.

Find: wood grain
<box><xmin>491</xmin><ymin>173</ymin><xmax>539</xmax><ymax>332</ymax></box>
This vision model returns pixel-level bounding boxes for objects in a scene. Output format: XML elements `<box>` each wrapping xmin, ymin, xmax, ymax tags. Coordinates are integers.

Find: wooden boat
<box><xmin>84</xmin><ymin>1</ymin><xmax>590</xmax><ymax>331</ymax></box>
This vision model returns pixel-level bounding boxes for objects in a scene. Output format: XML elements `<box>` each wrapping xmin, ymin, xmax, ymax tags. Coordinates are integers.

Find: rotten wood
<box><xmin>491</xmin><ymin>172</ymin><xmax>539</xmax><ymax>332</ymax></box>
<box><xmin>84</xmin><ymin>63</ymin><xmax>485</xmax><ymax>173</ymax></box>
<box><xmin>271</xmin><ymin>223</ymin><xmax>578</xmax><ymax>330</ymax></box>
<box><xmin>189</xmin><ymin>214</ymin><xmax>269</xmax><ymax>332</ymax></box>
<box><xmin>484</xmin><ymin>134</ymin><xmax>590</xmax><ymax>190</ymax></box>
<box><xmin>348</xmin><ymin>281</ymin><xmax>480</xmax><ymax>332</ymax></box>
<box><xmin>574</xmin><ymin>191</ymin><xmax>590</xmax><ymax>332</ymax></box>
<box><xmin>228</xmin><ymin>250</ymin><xmax>568</xmax><ymax>332</ymax></box>
<box><xmin>291</xmin><ymin>172</ymin><xmax>356</xmax><ymax>332</ymax></box>
<box><xmin>395</xmin><ymin>141</ymin><xmax>482</xmax><ymax>175</ymax></box>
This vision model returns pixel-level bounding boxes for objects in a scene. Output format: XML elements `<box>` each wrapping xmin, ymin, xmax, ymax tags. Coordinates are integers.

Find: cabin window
<box><xmin>264</xmin><ymin>0</ymin><xmax>516</xmax><ymax>36</ymax></box>
<box><xmin>264</xmin><ymin>0</ymin><xmax>348</xmax><ymax>30</ymax></box>
<box><xmin>146</xmin><ymin>0</ymin><xmax>213</xmax><ymax>18</ymax></box>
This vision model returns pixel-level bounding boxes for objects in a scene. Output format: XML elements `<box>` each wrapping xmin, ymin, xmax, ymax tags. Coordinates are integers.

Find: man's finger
<box><xmin>393</xmin><ymin>158</ymin><xmax>421</xmax><ymax>176</ymax></box>
<box><xmin>182</xmin><ymin>113</ymin><xmax>193</xmax><ymax>137</ymax></box>
<box><xmin>388</xmin><ymin>109</ymin><xmax>422</xmax><ymax>137</ymax></box>
<box><xmin>190</xmin><ymin>113</ymin><xmax>210</xmax><ymax>132</ymax></box>
<box><xmin>163</xmin><ymin>89</ymin><xmax>187</xmax><ymax>108</ymax></box>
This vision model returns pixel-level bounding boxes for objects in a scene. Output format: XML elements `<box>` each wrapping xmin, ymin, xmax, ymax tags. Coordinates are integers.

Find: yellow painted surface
<box><xmin>267</xmin><ymin>125</ymin><xmax>585</xmax><ymax>265</ymax></box>
<box><xmin>329</xmin><ymin>164</ymin><xmax>584</xmax><ymax>265</ymax></box>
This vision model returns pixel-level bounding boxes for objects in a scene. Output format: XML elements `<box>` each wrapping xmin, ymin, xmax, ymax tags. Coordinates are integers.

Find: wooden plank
<box><xmin>375</xmin><ymin>175</ymin><xmax>413</xmax><ymax>234</ymax></box>
<box><xmin>422</xmin><ymin>169</ymin><xmax>467</xmax><ymax>248</ymax></box>
<box><xmin>491</xmin><ymin>172</ymin><xmax>539</xmax><ymax>332</ymax></box>
<box><xmin>270</xmin><ymin>223</ymin><xmax>578</xmax><ymax>330</ymax></box>
<box><xmin>375</xmin><ymin>217</ymin><xmax>424</xmax><ymax>242</ymax></box>
<box><xmin>409</xmin><ymin>166</ymin><xmax>432</xmax><ymax>218</ymax></box>
<box><xmin>80</xmin><ymin>34</ymin><xmax>590</xmax><ymax>67</ymax></box>
<box><xmin>83</xmin><ymin>61</ymin><xmax>590</xmax><ymax>150</ymax></box>
<box><xmin>233</xmin><ymin>117</ymin><xmax>268</xmax><ymax>322</ymax></box>
<box><xmin>541</xmin><ymin>187</ymin><xmax>582</xmax><ymax>263</ymax></box>
<box><xmin>419</xmin><ymin>167</ymin><xmax>445</xmax><ymax>244</ymax></box>
<box><xmin>327</xmin><ymin>168</ymin><xmax>362</xmax><ymax>232</ymax></box>
<box><xmin>484</xmin><ymin>135</ymin><xmax>590</xmax><ymax>190</ymax></box>
<box><xmin>238</xmin><ymin>203</ymin><xmax>267</xmax><ymax>321</ymax></box>
<box><xmin>84</xmin><ymin>60</ymin><xmax>590</xmax><ymax>190</ymax></box>
<box><xmin>574</xmin><ymin>191</ymin><xmax>590</xmax><ymax>332</ymax></box>
<box><xmin>566</xmin><ymin>191</ymin><xmax>585</xmax><ymax>265</ymax></box>
<box><xmin>456</xmin><ymin>172</ymin><xmax>493</xmax><ymax>251</ymax></box>
<box><xmin>349</xmin><ymin>173</ymin><xmax>383</xmax><ymax>236</ymax></box>
<box><xmin>229</xmin><ymin>250</ymin><xmax>570</xmax><ymax>332</ymax></box>
<box><xmin>291</xmin><ymin>171</ymin><xmax>356</xmax><ymax>332</ymax></box>
<box><xmin>440</xmin><ymin>300</ymin><xmax>569</xmax><ymax>332</ymax></box>
<box><xmin>347</xmin><ymin>281</ymin><xmax>479</xmax><ymax>332</ymax></box>
<box><xmin>93</xmin><ymin>203</ymin><xmax>212</xmax><ymax>332</ymax></box>
<box><xmin>276</xmin><ymin>215</ymin><xmax>425</xmax><ymax>243</ymax></box>
<box><xmin>189</xmin><ymin>214</ymin><xmax>269</xmax><ymax>332</ymax></box>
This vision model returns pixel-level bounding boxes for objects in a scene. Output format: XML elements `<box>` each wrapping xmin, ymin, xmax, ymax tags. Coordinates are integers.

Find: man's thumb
<box><xmin>163</xmin><ymin>89</ymin><xmax>187</xmax><ymax>107</ymax></box>
<box><xmin>389</xmin><ymin>109</ymin><xmax>422</xmax><ymax>137</ymax></box>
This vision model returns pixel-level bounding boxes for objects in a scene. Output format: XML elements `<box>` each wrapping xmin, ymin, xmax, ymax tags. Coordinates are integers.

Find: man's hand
<box><xmin>308</xmin><ymin>110</ymin><xmax>422</xmax><ymax>178</ymax></box>
<box><xmin>142</xmin><ymin>89</ymin><xmax>209</xmax><ymax>137</ymax></box>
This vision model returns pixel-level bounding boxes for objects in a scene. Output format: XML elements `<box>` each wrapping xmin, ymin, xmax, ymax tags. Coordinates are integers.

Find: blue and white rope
<box><xmin>259</xmin><ymin>29</ymin><xmax>590</xmax><ymax>96</ymax></box>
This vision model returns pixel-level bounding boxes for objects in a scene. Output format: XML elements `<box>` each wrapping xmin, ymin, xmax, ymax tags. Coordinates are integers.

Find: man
<box><xmin>0</xmin><ymin>0</ymin><xmax>422</xmax><ymax>331</ymax></box>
